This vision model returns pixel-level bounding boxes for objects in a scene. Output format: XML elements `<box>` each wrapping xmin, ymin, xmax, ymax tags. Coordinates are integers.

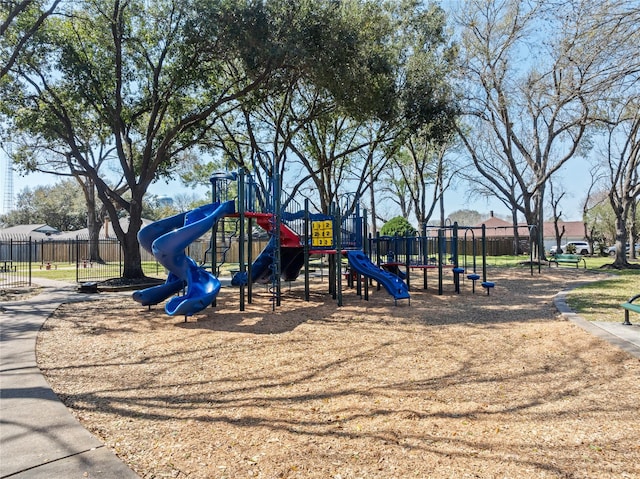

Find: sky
<box><xmin>0</xmin><ymin>0</ymin><xmax>596</xmax><ymax>225</ymax></box>
<box><xmin>1</xmin><ymin>151</ymin><xmax>590</xmax><ymax>223</ymax></box>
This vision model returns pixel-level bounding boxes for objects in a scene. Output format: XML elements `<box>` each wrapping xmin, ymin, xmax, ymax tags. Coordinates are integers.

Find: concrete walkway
<box><xmin>0</xmin><ymin>279</ymin><xmax>139</xmax><ymax>479</ymax></box>
<box><xmin>1</xmin><ymin>279</ymin><xmax>638</xmax><ymax>478</ymax></box>
<box><xmin>554</xmin><ymin>289</ymin><xmax>640</xmax><ymax>358</ymax></box>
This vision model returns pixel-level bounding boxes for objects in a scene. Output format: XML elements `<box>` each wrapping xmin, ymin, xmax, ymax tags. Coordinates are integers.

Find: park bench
<box><xmin>621</xmin><ymin>293</ymin><xmax>640</xmax><ymax>326</ymax></box>
<box><xmin>549</xmin><ymin>253</ymin><xmax>586</xmax><ymax>269</ymax></box>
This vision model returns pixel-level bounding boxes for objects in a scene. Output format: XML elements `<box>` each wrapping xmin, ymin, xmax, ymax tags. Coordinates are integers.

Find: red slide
<box><xmin>252</xmin><ymin>214</ymin><xmax>301</xmax><ymax>247</ymax></box>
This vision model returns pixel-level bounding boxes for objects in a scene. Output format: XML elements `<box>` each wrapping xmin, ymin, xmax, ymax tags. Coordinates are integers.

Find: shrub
<box><xmin>380</xmin><ymin>216</ymin><xmax>417</xmax><ymax>237</ymax></box>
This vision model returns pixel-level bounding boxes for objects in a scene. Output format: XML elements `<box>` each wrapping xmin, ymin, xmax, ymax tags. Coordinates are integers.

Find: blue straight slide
<box><xmin>133</xmin><ymin>200</ymin><xmax>235</xmax><ymax>316</ymax></box>
<box><xmin>346</xmin><ymin>250</ymin><xmax>410</xmax><ymax>300</ymax></box>
<box><xmin>231</xmin><ymin>236</ymin><xmax>276</xmax><ymax>286</ymax></box>
<box><xmin>231</xmin><ymin>240</ymin><xmax>305</xmax><ymax>286</ymax></box>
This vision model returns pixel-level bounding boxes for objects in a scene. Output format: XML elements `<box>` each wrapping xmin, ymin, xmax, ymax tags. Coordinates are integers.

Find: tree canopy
<box><xmin>2</xmin><ymin>0</ymin><xmax>423</xmax><ymax>278</ymax></box>
<box><xmin>454</xmin><ymin>0</ymin><xmax>640</xmax><ymax>261</ymax></box>
<box><xmin>380</xmin><ymin>216</ymin><xmax>417</xmax><ymax>237</ymax></box>
<box><xmin>0</xmin><ymin>180</ymin><xmax>86</xmax><ymax>230</ymax></box>
<box><xmin>0</xmin><ymin>0</ymin><xmax>62</xmax><ymax>78</ymax></box>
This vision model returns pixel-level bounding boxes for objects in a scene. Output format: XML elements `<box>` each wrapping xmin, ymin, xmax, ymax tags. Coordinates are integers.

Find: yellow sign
<box><xmin>312</xmin><ymin>220</ymin><xmax>334</xmax><ymax>247</ymax></box>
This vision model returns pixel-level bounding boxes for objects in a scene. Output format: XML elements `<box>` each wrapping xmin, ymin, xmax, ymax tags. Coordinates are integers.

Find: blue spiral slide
<box><xmin>133</xmin><ymin>200</ymin><xmax>235</xmax><ymax>316</ymax></box>
<box><xmin>346</xmin><ymin>250</ymin><xmax>410</xmax><ymax>300</ymax></box>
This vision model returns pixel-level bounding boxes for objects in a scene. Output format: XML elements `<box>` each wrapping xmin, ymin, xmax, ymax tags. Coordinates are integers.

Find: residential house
<box><xmin>0</xmin><ymin>224</ymin><xmax>61</xmax><ymax>240</ymax></box>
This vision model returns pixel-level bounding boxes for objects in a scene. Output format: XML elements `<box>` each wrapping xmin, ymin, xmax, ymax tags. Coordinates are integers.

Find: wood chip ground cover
<box><xmin>36</xmin><ymin>268</ymin><xmax>640</xmax><ymax>478</ymax></box>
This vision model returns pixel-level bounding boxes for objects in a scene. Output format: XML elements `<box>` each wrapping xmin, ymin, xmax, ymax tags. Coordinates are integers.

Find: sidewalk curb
<box><xmin>554</xmin><ymin>289</ymin><xmax>640</xmax><ymax>359</ymax></box>
<box><xmin>0</xmin><ymin>279</ymin><xmax>140</xmax><ymax>479</ymax></box>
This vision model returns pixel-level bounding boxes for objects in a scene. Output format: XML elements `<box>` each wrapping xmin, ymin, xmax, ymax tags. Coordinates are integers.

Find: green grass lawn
<box><xmin>18</xmin><ymin>255</ymin><xmax>640</xmax><ymax>323</ymax></box>
<box><xmin>565</xmin><ymin>269</ymin><xmax>640</xmax><ymax>322</ymax></box>
<box><xmin>481</xmin><ymin>255</ymin><xmax>639</xmax><ymax>322</ymax></box>
<box><xmin>30</xmin><ymin>267</ymin><xmax>78</xmax><ymax>281</ymax></box>
<box><xmin>26</xmin><ymin>261</ymin><xmax>167</xmax><ymax>282</ymax></box>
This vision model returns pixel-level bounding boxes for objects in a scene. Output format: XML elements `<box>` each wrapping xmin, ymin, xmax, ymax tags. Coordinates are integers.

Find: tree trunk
<box><xmin>553</xmin><ymin>224</ymin><xmax>565</xmax><ymax>254</ymax></box>
<box><xmin>523</xmin><ymin>203</ymin><xmax>539</xmax><ymax>260</ymax></box>
<box><xmin>612</xmin><ymin>213</ymin><xmax>630</xmax><ymax>268</ymax></box>
<box><xmin>438</xmin><ymin>175</ymin><xmax>445</xmax><ymax>227</ymax></box>
<box><xmin>121</xmin><ymin>229</ymin><xmax>145</xmax><ymax>278</ymax></box>
<box><xmin>630</xmin><ymin>201</ymin><xmax>638</xmax><ymax>261</ymax></box>
<box><xmin>86</xmin><ymin>200</ymin><xmax>104</xmax><ymax>263</ymax></box>
<box><xmin>87</xmin><ymin>217</ymin><xmax>103</xmax><ymax>263</ymax></box>
<box><xmin>369</xmin><ymin>167</ymin><xmax>377</xmax><ymax>235</ymax></box>
<box><xmin>511</xmin><ymin>209</ymin><xmax>521</xmax><ymax>255</ymax></box>
<box><xmin>535</xmin><ymin>186</ymin><xmax>546</xmax><ymax>262</ymax></box>
<box><xmin>120</xmin><ymin>193</ymin><xmax>145</xmax><ymax>279</ymax></box>
<box><xmin>78</xmin><ymin>177</ymin><xmax>105</xmax><ymax>263</ymax></box>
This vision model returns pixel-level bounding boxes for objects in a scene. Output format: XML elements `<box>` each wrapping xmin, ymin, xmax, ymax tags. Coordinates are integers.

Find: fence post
<box><xmin>75</xmin><ymin>237</ymin><xmax>80</xmax><ymax>283</ymax></box>
<box><xmin>28</xmin><ymin>237</ymin><xmax>32</xmax><ymax>285</ymax></box>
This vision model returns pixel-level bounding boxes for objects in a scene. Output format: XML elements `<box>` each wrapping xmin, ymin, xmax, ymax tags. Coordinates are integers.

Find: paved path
<box><xmin>1</xmin><ymin>279</ymin><xmax>638</xmax><ymax>478</ymax></box>
<box><xmin>0</xmin><ymin>279</ymin><xmax>140</xmax><ymax>478</ymax></box>
<box><xmin>554</xmin><ymin>289</ymin><xmax>640</xmax><ymax>358</ymax></box>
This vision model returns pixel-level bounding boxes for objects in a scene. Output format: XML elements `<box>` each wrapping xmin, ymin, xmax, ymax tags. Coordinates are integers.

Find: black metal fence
<box><xmin>0</xmin><ymin>236</ymin><xmax>33</xmax><ymax>289</ymax></box>
<box><xmin>72</xmin><ymin>237</ymin><xmax>123</xmax><ymax>283</ymax></box>
<box><xmin>0</xmin><ymin>234</ymin><xmax>215</xmax><ymax>289</ymax></box>
<box><xmin>1</xmin><ymin>230</ymin><xmax>526</xmax><ymax>292</ymax></box>
<box><xmin>369</xmin><ymin>235</ymin><xmax>529</xmax><ymax>261</ymax></box>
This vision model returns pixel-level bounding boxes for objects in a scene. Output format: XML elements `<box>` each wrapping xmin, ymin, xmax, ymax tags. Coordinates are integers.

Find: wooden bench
<box><xmin>549</xmin><ymin>254</ymin><xmax>586</xmax><ymax>269</ymax></box>
<box><xmin>621</xmin><ymin>293</ymin><xmax>640</xmax><ymax>326</ymax></box>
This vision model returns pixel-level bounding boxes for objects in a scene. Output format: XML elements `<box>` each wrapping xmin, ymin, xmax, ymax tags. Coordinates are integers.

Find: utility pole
<box><xmin>2</xmin><ymin>146</ymin><xmax>15</xmax><ymax>214</ymax></box>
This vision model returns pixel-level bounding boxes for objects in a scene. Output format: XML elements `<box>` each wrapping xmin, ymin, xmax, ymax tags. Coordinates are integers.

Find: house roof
<box><xmin>56</xmin><ymin>217</ymin><xmax>155</xmax><ymax>240</ymax></box>
<box><xmin>1</xmin><ymin>217</ymin><xmax>159</xmax><ymax>241</ymax></box>
<box><xmin>375</xmin><ymin>216</ymin><xmax>587</xmax><ymax>241</ymax></box>
<box><xmin>0</xmin><ymin>224</ymin><xmax>62</xmax><ymax>239</ymax></box>
<box><xmin>542</xmin><ymin>221</ymin><xmax>584</xmax><ymax>239</ymax></box>
<box><xmin>472</xmin><ymin>217</ymin><xmax>586</xmax><ymax>240</ymax></box>
<box><xmin>479</xmin><ymin>216</ymin><xmax>511</xmax><ymax>228</ymax></box>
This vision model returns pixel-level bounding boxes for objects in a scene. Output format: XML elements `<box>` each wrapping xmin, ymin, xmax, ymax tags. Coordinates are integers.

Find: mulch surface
<box><xmin>36</xmin><ymin>267</ymin><xmax>640</xmax><ymax>478</ymax></box>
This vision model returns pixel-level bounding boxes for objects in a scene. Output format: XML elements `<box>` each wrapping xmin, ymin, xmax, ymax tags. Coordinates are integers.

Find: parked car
<box><xmin>550</xmin><ymin>241</ymin><xmax>591</xmax><ymax>255</ymax></box>
<box><xmin>604</xmin><ymin>244</ymin><xmax>640</xmax><ymax>256</ymax></box>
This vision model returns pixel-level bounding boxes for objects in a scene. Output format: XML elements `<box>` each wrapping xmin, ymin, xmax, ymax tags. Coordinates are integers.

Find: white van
<box><xmin>550</xmin><ymin>241</ymin><xmax>591</xmax><ymax>255</ymax></box>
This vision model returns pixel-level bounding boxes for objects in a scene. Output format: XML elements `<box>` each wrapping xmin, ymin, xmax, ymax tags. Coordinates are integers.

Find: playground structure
<box><xmin>370</xmin><ymin>223</ymin><xmax>495</xmax><ymax>296</ymax></box>
<box><xmin>133</xmin><ymin>158</ymin><xmax>495</xmax><ymax>317</ymax></box>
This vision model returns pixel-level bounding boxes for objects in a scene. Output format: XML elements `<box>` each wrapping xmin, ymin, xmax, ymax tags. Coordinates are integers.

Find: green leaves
<box><xmin>380</xmin><ymin>216</ymin><xmax>417</xmax><ymax>236</ymax></box>
<box><xmin>0</xmin><ymin>180</ymin><xmax>88</xmax><ymax>231</ymax></box>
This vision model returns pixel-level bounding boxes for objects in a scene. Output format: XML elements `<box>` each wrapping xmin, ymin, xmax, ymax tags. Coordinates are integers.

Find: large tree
<box><xmin>599</xmin><ymin>95</ymin><xmax>640</xmax><ymax>268</ymax></box>
<box><xmin>383</xmin><ymin>129</ymin><xmax>460</xmax><ymax>229</ymax></box>
<box><xmin>454</xmin><ymin>0</ymin><xmax>637</xmax><ymax>260</ymax></box>
<box><xmin>226</xmin><ymin>0</ymin><xmax>405</xmax><ymax>217</ymax></box>
<box><xmin>2</xmin><ymin>0</ymin><xmax>407</xmax><ymax>279</ymax></box>
<box><xmin>8</xmin><ymin>118</ymin><xmax>123</xmax><ymax>262</ymax></box>
<box><xmin>0</xmin><ymin>0</ymin><xmax>62</xmax><ymax>78</ymax></box>
<box><xmin>287</xmin><ymin>0</ymin><xmax>458</xmax><ymax>222</ymax></box>
<box><xmin>183</xmin><ymin>0</ymin><xmax>458</xmax><ymax>228</ymax></box>
<box><xmin>547</xmin><ymin>179</ymin><xmax>567</xmax><ymax>254</ymax></box>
